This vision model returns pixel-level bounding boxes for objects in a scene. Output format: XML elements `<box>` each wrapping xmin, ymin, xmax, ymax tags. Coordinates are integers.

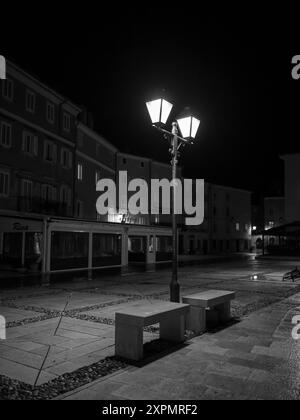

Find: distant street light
<box><xmin>146</xmin><ymin>96</ymin><xmax>200</xmax><ymax>302</ymax></box>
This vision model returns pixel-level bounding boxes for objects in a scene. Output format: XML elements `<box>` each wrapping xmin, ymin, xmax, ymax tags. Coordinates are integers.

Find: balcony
<box><xmin>17</xmin><ymin>196</ymin><xmax>71</xmax><ymax>217</ymax></box>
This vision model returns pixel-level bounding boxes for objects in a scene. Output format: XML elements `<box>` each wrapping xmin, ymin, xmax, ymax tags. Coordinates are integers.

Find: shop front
<box><xmin>0</xmin><ymin>214</ymin><xmax>44</xmax><ymax>271</ymax></box>
<box><xmin>0</xmin><ymin>212</ymin><xmax>173</xmax><ymax>278</ymax></box>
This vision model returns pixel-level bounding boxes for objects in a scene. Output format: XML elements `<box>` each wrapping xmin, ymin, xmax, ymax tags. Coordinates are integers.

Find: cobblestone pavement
<box><xmin>1</xmin><ymin>258</ymin><xmax>300</xmax><ymax>399</ymax></box>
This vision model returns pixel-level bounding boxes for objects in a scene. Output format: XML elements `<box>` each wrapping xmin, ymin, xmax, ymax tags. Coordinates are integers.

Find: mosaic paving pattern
<box><xmin>0</xmin><ymin>258</ymin><xmax>300</xmax><ymax>399</ymax></box>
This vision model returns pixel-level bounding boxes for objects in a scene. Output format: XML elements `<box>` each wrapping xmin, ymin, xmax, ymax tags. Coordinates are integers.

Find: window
<box><xmin>22</xmin><ymin>131</ymin><xmax>38</xmax><ymax>156</ymax></box>
<box><xmin>44</xmin><ymin>140</ymin><xmax>57</xmax><ymax>163</ymax></box>
<box><xmin>0</xmin><ymin>170</ymin><xmax>10</xmax><ymax>197</ymax></box>
<box><xmin>61</xmin><ymin>148</ymin><xmax>72</xmax><ymax>169</ymax></box>
<box><xmin>122</xmin><ymin>158</ymin><xmax>127</xmax><ymax>164</ymax></box>
<box><xmin>77</xmin><ymin>163</ymin><xmax>83</xmax><ymax>181</ymax></box>
<box><xmin>63</xmin><ymin>112</ymin><xmax>71</xmax><ymax>132</ymax></box>
<box><xmin>26</xmin><ymin>90</ymin><xmax>36</xmax><ymax>113</ymax></box>
<box><xmin>51</xmin><ymin>231</ymin><xmax>89</xmax><ymax>270</ymax></box>
<box><xmin>2</xmin><ymin>78</ymin><xmax>14</xmax><ymax>101</ymax></box>
<box><xmin>60</xmin><ymin>186</ymin><xmax>71</xmax><ymax>206</ymax></box>
<box><xmin>95</xmin><ymin>170</ymin><xmax>101</xmax><ymax>185</ymax></box>
<box><xmin>141</xmin><ymin>161</ymin><xmax>144</xmax><ymax>168</ymax></box>
<box><xmin>46</xmin><ymin>102</ymin><xmax>55</xmax><ymax>124</ymax></box>
<box><xmin>92</xmin><ymin>233</ymin><xmax>121</xmax><ymax>267</ymax></box>
<box><xmin>0</xmin><ymin>122</ymin><xmax>12</xmax><ymax>148</ymax></box>
<box><xmin>42</xmin><ymin>185</ymin><xmax>57</xmax><ymax>202</ymax></box>
<box><xmin>21</xmin><ymin>179</ymin><xmax>33</xmax><ymax>210</ymax></box>
<box><xmin>236</xmin><ymin>222</ymin><xmax>240</xmax><ymax>231</ymax></box>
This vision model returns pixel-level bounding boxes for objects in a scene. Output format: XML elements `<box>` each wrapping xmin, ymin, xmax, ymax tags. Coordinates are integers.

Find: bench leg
<box><xmin>215</xmin><ymin>302</ymin><xmax>231</xmax><ymax>323</ymax></box>
<box><xmin>186</xmin><ymin>306</ymin><xmax>206</xmax><ymax>335</ymax></box>
<box><xmin>206</xmin><ymin>308</ymin><xmax>219</xmax><ymax>328</ymax></box>
<box><xmin>115</xmin><ymin>323</ymin><xmax>143</xmax><ymax>361</ymax></box>
<box><xmin>160</xmin><ymin>314</ymin><xmax>185</xmax><ymax>343</ymax></box>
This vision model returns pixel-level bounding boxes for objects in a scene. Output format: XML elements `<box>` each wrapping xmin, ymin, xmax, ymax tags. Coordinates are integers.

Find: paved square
<box><xmin>0</xmin><ymin>257</ymin><xmax>300</xmax><ymax>399</ymax></box>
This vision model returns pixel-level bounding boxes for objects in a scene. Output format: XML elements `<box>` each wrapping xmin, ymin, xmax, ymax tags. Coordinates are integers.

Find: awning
<box><xmin>262</xmin><ymin>221</ymin><xmax>300</xmax><ymax>237</ymax></box>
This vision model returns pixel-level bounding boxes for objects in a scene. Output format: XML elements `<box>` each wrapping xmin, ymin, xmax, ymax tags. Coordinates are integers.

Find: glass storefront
<box><xmin>156</xmin><ymin>236</ymin><xmax>172</xmax><ymax>261</ymax></box>
<box><xmin>128</xmin><ymin>236</ymin><xmax>146</xmax><ymax>263</ymax></box>
<box><xmin>2</xmin><ymin>232</ymin><xmax>23</xmax><ymax>267</ymax></box>
<box><xmin>51</xmin><ymin>231</ymin><xmax>89</xmax><ymax>270</ymax></box>
<box><xmin>25</xmin><ymin>233</ymin><xmax>42</xmax><ymax>269</ymax></box>
<box><xmin>92</xmin><ymin>233</ymin><xmax>121</xmax><ymax>267</ymax></box>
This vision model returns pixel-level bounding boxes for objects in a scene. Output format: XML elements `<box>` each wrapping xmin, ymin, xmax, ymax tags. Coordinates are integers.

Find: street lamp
<box><xmin>146</xmin><ymin>97</ymin><xmax>200</xmax><ymax>302</ymax></box>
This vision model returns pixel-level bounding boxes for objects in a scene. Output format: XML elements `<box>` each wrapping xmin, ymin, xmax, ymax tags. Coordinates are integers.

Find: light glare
<box><xmin>177</xmin><ymin>116</ymin><xmax>192</xmax><ymax>138</ymax></box>
<box><xmin>161</xmin><ymin>100</ymin><xmax>173</xmax><ymax>124</ymax></box>
<box><xmin>146</xmin><ymin>99</ymin><xmax>161</xmax><ymax>124</ymax></box>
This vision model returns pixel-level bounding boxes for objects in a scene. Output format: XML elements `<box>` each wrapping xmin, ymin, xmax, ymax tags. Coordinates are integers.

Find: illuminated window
<box><xmin>77</xmin><ymin>163</ymin><xmax>83</xmax><ymax>181</ymax></box>
<box><xmin>95</xmin><ymin>170</ymin><xmax>101</xmax><ymax>185</ymax></box>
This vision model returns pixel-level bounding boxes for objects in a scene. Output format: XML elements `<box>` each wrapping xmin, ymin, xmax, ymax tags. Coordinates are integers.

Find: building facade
<box><xmin>264</xmin><ymin>197</ymin><xmax>285</xmax><ymax>230</ymax></box>
<box><xmin>0</xmin><ymin>60</ymin><xmax>253</xmax><ymax>278</ymax></box>
<box><xmin>180</xmin><ymin>183</ymin><xmax>252</xmax><ymax>255</ymax></box>
<box><xmin>281</xmin><ymin>153</ymin><xmax>300</xmax><ymax>223</ymax></box>
<box><xmin>0</xmin><ymin>61</ymin><xmax>174</xmax><ymax>276</ymax></box>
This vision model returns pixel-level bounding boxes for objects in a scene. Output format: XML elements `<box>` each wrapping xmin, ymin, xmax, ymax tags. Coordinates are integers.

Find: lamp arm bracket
<box><xmin>152</xmin><ymin>125</ymin><xmax>194</xmax><ymax>145</ymax></box>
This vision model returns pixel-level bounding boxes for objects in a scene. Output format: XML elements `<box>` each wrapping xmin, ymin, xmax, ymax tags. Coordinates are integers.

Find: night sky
<box><xmin>1</xmin><ymin>7</ymin><xmax>299</xmax><ymax>199</ymax></box>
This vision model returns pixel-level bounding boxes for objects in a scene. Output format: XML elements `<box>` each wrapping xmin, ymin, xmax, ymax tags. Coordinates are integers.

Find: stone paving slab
<box><xmin>60</xmin><ymin>296</ymin><xmax>300</xmax><ymax>400</ymax></box>
<box><xmin>0</xmin><ymin>306</ymin><xmax>41</xmax><ymax>322</ymax></box>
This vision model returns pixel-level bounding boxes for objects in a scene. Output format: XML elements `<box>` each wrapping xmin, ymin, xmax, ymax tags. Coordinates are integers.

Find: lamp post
<box><xmin>146</xmin><ymin>97</ymin><xmax>200</xmax><ymax>302</ymax></box>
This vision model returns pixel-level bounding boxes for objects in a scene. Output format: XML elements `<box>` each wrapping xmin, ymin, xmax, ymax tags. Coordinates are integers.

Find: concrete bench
<box><xmin>115</xmin><ymin>301</ymin><xmax>190</xmax><ymax>361</ymax></box>
<box><xmin>182</xmin><ymin>290</ymin><xmax>236</xmax><ymax>334</ymax></box>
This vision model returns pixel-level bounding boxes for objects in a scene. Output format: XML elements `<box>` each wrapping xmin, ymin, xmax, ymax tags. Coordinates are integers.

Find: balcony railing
<box><xmin>17</xmin><ymin>196</ymin><xmax>71</xmax><ymax>217</ymax></box>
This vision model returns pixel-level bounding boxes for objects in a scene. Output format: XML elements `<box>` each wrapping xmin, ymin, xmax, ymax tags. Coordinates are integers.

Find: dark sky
<box><xmin>1</xmin><ymin>7</ymin><xmax>299</xmax><ymax>199</ymax></box>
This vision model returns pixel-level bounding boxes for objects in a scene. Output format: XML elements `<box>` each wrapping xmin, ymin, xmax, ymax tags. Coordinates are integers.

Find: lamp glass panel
<box><xmin>146</xmin><ymin>99</ymin><xmax>162</xmax><ymax>124</ymax></box>
<box><xmin>191</xmin><ymin>117</ymin><xmax>200</xmax><ymax>138</ymax></box>
<box><xmin>161</xmin><ymin>100</ymin><xmax>173</xmax><ymax>124</ymax></box>
<box><xmin>177</xmin><ymin>116</ymin><xmax>192</xmax><ymax>138</ymax></box>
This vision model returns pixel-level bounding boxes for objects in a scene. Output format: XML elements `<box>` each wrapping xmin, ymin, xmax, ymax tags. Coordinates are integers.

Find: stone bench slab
<box><xmin>182</xmin><ymin>290</ymin><xmax>236</xmax><ymax>308</ymax></box>
<box><xmin>115</xmin><ymin>302</ymin><xmax>190</xmax><ymax>361</ymax></box>
<box><xmin>115</xmin><ymin>302</ymin><xmax>189</xmax><ymax>327</ymax></box>
<box><xmin>182</xmin><ymin>290</ymin><xmax>236</xmax><ymax>335</ymax></box>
